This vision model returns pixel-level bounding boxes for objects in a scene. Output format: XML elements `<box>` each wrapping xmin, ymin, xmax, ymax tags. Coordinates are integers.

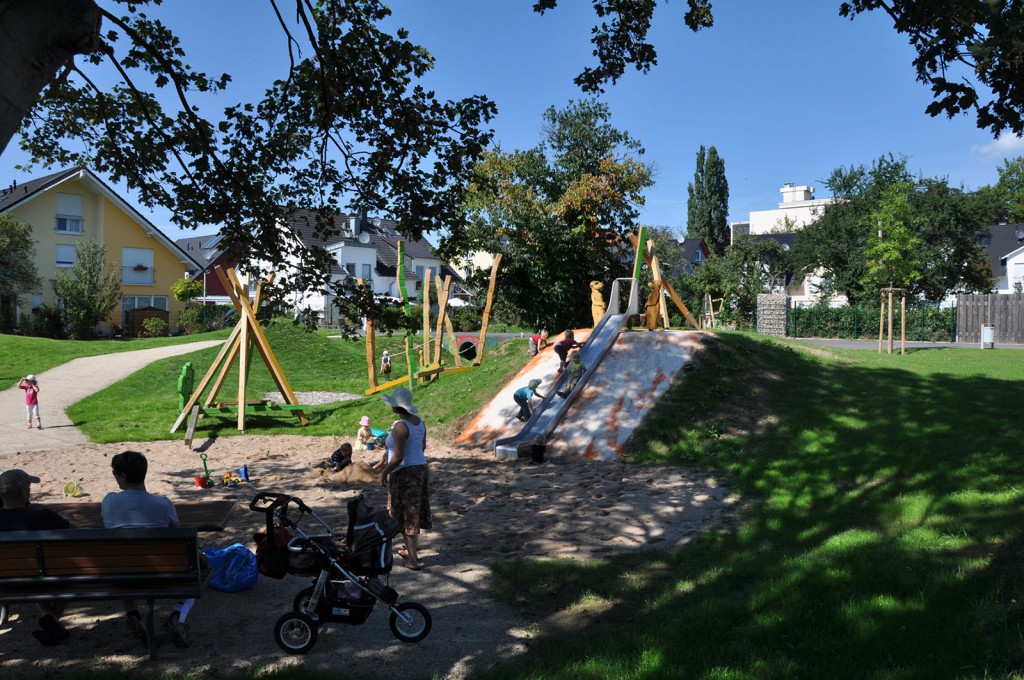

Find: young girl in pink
<box><xmin>18</xmin><ymin>375</ymin><xmax>41</xmax><ymax>429</ymax></box>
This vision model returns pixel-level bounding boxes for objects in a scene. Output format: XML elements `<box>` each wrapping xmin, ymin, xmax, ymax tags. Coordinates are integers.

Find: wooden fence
<box><xmin>956</xmin><ymin>294</ymin><xmax>1024</xmax><ymax>345</ymax></box>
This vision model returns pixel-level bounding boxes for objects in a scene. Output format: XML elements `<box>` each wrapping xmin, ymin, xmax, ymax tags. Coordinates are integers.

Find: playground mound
<box><xmin>1</xmin><ymin>433</ymin><xmax>735</xmax><ymax>678</ymax></box>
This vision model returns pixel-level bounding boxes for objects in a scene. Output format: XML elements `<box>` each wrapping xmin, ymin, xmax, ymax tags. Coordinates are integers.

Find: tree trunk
<box><xmin>0</xmin><ymin>0</ymin><xmax>101</xmax><ymax>157</ymax></box>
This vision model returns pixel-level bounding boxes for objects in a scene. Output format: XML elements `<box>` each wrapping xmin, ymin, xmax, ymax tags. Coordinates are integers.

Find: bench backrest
<box><xmin>0</xmin><ymin>527</ymin><xmax>201</xmax><ymax>603</ymax></box>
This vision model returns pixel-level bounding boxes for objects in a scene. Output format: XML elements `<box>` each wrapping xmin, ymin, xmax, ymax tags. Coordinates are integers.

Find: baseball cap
<box><xmin>0</xmin><ymin>469</ymin><xmax>40</xmax><ymax>493</ymax></box>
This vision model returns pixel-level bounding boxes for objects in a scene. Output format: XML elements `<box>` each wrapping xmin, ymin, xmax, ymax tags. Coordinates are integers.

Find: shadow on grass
<box><xmin>480</xmin><ymin>333</ymin><xmax>1024</xmax><ymax>679</ymax></box>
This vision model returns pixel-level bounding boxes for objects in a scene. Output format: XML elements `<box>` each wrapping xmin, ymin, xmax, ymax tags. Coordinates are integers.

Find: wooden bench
<box><xmin>0</xmin><ymin>527</ymin><xmax>202</xmax><ymax>660</ymax></box>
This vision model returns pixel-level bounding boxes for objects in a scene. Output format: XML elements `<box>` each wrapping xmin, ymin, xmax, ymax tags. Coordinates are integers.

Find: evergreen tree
<box><xmin>686</xmin><ymin>145</ymin><xmax>730</xmax><ymax>256</ymax></box>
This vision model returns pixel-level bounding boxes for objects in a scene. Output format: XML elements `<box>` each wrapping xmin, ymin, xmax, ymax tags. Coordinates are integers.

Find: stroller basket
<box><xmin>249</xmin><ymin>492</ymin><xmax>400</xmax><ymax>578</ymax></box>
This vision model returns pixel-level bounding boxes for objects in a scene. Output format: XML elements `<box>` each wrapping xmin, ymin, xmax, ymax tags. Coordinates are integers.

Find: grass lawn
<box><xmin>0</xmin><ymin>330</ymin><xmax>232</xmax><ymax>385</ymax></box>
<box><xmin>66</xmin><ymin>320</ymin><xmax>527</xmax><ymax>443</ymax></box>
<box><xmin>17</xmin><ymin>327</ymin><xmax>1024</xmax><ymax>677</ymax></box>
<box><xmin>482</xmin><ymin>332</ymin><xmax>1024</xmax><ymax>679</ymax></box>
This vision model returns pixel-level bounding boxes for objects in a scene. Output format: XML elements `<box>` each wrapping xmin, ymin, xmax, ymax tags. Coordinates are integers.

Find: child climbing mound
<box><xmin>557</xmin><ymin>350</ymin><xmax>586</xmax><ymax>398</ymax></box>
<box><xmin>513</xmin><ymin>378</ymin><xmax>546</xmax><ymax>422</ymax></box>
<box><xmin>553</xmin><ymin>331</ymin><xmax>582</xmax><ymax>374</ymax></box>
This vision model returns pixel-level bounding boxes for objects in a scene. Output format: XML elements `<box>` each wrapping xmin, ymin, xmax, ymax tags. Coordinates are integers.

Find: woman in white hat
<box><xmin>374</xmin><ymin>387</ymin><xmax>429</xmax><ymax>570</ymax></box>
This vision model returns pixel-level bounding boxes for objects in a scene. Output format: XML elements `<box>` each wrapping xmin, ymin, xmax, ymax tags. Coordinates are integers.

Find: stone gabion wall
<box><xmin>757</xmin><ymin>294</ymin><xmax>788</xmax><ymax>336</ymax></box>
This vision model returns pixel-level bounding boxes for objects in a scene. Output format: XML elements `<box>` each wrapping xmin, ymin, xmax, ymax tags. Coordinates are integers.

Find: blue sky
<box><xmin>3</xmin><ymin>0</ymin><xmax>1022</xmax><ymax>242</ymax></box>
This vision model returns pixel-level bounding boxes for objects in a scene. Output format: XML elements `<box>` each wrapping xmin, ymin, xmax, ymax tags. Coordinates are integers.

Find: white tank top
<box><xmin>385</xmin><ymin>417</ymin><xmax>427</xmax><ymax>470</ymax></box>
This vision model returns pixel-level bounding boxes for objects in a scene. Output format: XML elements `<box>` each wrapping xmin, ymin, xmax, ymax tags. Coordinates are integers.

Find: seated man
<box><xmin>0</xmin><ymin>468</ymin><xmax>75</xmax><ymax>646</ymax></box>
<box><xmin>101</xmin><ymin>450</ymin><xmax>193</xmax><ymax>647</ymax></box>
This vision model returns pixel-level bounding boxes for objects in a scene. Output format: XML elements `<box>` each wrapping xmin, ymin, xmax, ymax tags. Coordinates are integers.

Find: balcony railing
<box><xmin>122</xmin><ymin>266</ymin><xmax>154</xmax><ymax>285</ymax></box>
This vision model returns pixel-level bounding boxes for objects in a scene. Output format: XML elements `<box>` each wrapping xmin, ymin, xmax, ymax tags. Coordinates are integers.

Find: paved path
<box><xmin>1</xmin><ymin>341</ymin><xmax>222</xmax><ymax>454</ymax></box>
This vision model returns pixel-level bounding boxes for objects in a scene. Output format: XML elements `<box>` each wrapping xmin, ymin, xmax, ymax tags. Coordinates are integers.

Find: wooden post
<box><xmin>878</xmin><ymin>293</ymin><xmax>885</xmax><ymax>353</ymax></box>
<box><xmin>646</xmin><ymin>240</ymin><xmax>670</xmax><ymax>328</ymax></box>
<box><xmin>437</xmin><ymin>275</ymin><xmax>462</xmax><ymax>368</ymax></box>
<box><xmin>627</xmin><ymin>233</ymin><xmax>699</xmax><ymax>328</ymax></box>
<box><xmin>421</xmin><ymin>268</ymin><xmax>432</xmax><ymax>382</ymax></box>
<box><xmin>476</xmin><ymin>253</ymin><xmax>502</xmax><ymax>366</ymax></box>
<box><xmin>359</xmin><ymin>278</ymin><xmax>378</xmax><ymax>388</ymax></box>
<box><xmin>396</xmin><ymin>241</ymin><xmax>415</xmax><ymax>389</ymax></box>
<box><xmin>888</xmin><ymin>289</ymin><xmax>894</xmax><ymax>355</ymax></box>
<box><xmin>901</xmin><ymin>294</ymin><xmax>906</xmax><ymax>355</ymax></box>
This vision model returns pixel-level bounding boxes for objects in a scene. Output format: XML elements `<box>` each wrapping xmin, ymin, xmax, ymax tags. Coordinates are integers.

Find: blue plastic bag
<box><xmin>204</xmin><ymin>543</ymin><xmax>259</xmax><ymax>593</ymax></box>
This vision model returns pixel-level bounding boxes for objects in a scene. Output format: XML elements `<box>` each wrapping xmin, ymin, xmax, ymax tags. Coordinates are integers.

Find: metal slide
<box><xmin>495</xmin><ymin>278</ymin><xmax>640</xmax><ymax>459</ymax></box>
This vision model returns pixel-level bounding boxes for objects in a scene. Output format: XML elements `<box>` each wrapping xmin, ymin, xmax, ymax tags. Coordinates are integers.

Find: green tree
<box><xmin>533</xmin><ymin>0</ymin><xmax>1024</xmax><ymax>136</ymax></box>
<box><xmin>462</xmin><ymin>100</ymin><xmax>652</xmax><ymax>330</ymax></box>
<box><xmin>995</xmin><ymin>156</ymin><xmax>1024</xmax><ymax>223</ymax></box>
<box><xmin>3</xmin><ymin>0</ymin><xmax>495</xmax><ymax>336</ymax></box>
<box><xmin>793</xmin><ymin>155</ymin><xmax>912</xmax><ymax>303</ymax></box>
<box><xmin>862</xmin><ymin>182</ymin><xmax>923</xmax><ymax>294</ymax></box>
<box><xmin>170</xmin><ymin>277</ymin><xmax>202</xmax><ymax>303</ymax></box>
<box><xmin>0</xmin><ymin>214</ymin><xmax>40</xmax><ymax>331</ymax></box>
<box><xmin>796</xmin><ymin>156</ymin><xmax>996</xmax><ymax>303</ymax></box>
<box><xmin>686</xmin><ymin>145</ymin><xmax>730</xmax><ymax>256</ymax></box>
<box><xmin>54</xmin><ymin>240</ymin><xmax>121</xmax><ymax>339</ymax></box>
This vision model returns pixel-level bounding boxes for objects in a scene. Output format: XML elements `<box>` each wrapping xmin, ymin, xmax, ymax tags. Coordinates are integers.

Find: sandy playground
<box><xmin>0</xmin><ymin>431</ymin><xmax>735</xmax><ymax>679</ymax></box>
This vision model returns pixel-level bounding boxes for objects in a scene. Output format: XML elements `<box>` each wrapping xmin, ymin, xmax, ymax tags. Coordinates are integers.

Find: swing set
<box><xmin>363</xmin><ymin>243</ymin><xmax>502</xmax><ymax>395</ymax></box>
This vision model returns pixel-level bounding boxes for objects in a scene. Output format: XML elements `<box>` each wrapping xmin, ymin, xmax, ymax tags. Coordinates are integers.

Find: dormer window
<box><xmin>55</xmin><ymin>193</ymin><xmax>83</xmax><ymax>234</ymax></box>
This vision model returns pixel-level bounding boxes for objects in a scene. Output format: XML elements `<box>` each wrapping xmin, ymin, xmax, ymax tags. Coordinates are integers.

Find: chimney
<box><xmin>349</xmin><ymin>214</ymin><xmax>360</xmax><ymax>236</ymax></box>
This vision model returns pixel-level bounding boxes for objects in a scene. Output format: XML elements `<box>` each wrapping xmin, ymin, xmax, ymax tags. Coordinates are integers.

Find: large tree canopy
<box><xmin>462</xmin><ymin>100</ymin><xmax>652</xmax><ymax>331</ymax></box>
<box><xmin>534</xmin><ymin>0</ymin><xmax>1024</xmax><ymax>137</ymax></box>
<box><xmin>2</xmin><ymin>0</ymin><xmax>496</xmax><ymax>324</ymax></box>
<box><xmin>793</xmin><ymin>155</ymin><xmax>997</xmax><ymax>303</ymax></box>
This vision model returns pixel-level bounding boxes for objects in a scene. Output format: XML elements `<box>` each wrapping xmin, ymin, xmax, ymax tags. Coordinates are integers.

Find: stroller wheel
<box><xmin>274</xmin><ymin>611</ymin><xmax>318</xmax><ymax>654</ymax></box>
<box><xmin>292</xmin><ymin>586</ymin><xmax>321</xmax><ymax>622</ymax></box>
<box><xmin>389</xmin><ymin>602</ymin><xmax>432</xmax><ymax>643</ymax></box>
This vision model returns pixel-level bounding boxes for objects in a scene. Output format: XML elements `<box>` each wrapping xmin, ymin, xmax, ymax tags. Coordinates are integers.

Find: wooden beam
<box><xmin>421</xmin><ymin>268</ymin><xmax>432</xmax><ymax>370</ymax></box>
<box><xmin>226</xmin><ymin>267</ymin><xmax>308</xmax><ymax>425</ymax></box>
<box><xmin>359</xmin><ymin>277</ymin><xmax>378</xmax><ymax>389</ymax></box>
<box><xmin>476</xmin><ymin>253</ymin><xmax>502</xmax><ymax>365</ymax></box>
<box><xmin>365</xmin><ymin>373</ymin><xmax>415</xmax><ymax>395</ymax></box>
<box><xmin>437</xmin><ymin>275</ymin><xmax>462</xmax><ymax>368</ymax></box>
<box><xmin>627</xmin><ymin>233</ymin><xmax>699</xmax><ymax>329</ymax></box>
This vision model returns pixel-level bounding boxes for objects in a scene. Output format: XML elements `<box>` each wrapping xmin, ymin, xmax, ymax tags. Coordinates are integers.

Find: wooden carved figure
<box><xmin>644</xmin><ymin>281</ymin><xmax>662</xmax><ymax>331</ymax></box>
<box><xmin>590</xmin><ymin>280</ymin><xmax>606</xmax><ymax>326</ymax></box>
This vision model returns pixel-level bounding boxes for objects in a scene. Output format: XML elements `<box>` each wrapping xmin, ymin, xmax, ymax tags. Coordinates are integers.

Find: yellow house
<box><xmin>0</xmin><ymin>167</ymin><xmax>200</xmax><ymax>335</ymax></box>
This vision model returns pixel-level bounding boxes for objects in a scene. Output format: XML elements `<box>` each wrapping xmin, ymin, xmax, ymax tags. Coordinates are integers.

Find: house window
<box><xmin>415</xmin><ymin>265</ymin><xmax>424</xmax><ymax>280</ymax></box>
<box><xmin>121</xmin><ymin>296</ymin><xmax>169</xmax><ymax>324</ymax></box>
<box><xmin>122</xmin><ymin>247</ymin><xmax>154</xmax><ymax>285</ymax></box>
<box><xmin>31</xmin><ymin>293</ymin><xmax>42</xmax><ymax>311</ymax></box>
<box><xmin>692</xmin><ymin>250</ymin><xmax>704</xmax><ymax>264</ymax></box>
<box><xmin>345</xmin><ymin>263</ymin><xmax>356</xmax><ymax>276</ymax></box>
<box><xmin>362</xmin><ymin>264</ymin><xmax>372</xmax><ymax>281</ymax></box>
<box><xmin>56</xmin><ymin>244</ymin><xmax>76</xmax><ymax>268</ymax></box>
<box><xmin>55</xmin><ymin>193</ymin><xmax>83</xmax><ymax>234</ymax></box>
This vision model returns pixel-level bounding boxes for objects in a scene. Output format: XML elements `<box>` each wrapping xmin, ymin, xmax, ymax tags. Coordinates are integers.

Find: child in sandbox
<box><xmin>328</xmin><ymin>442</ymin><xmax>353</xmax><ymax>472</ymax></box>
<box><xmin>356</xmin><ymin>416</ymin><xmax>374</xmax><ymax>450</ymax></box>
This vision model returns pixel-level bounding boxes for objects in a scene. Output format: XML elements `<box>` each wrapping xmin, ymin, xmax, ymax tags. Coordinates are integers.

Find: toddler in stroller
<box><xmin>250</xmin><ymin>491</ymin><xmax>431</xmax><ymax>654</ymax></box>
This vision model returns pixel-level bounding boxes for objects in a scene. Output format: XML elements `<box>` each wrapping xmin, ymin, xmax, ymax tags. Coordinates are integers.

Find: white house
<box><xmin>179</xmin><ymin>209</ymin><xmax>465</xmax><ymax>326</ymax></box>
<box><xmin>731</xmin><ymin>183</ymin><xmax>841</xmax><ymax>307</ymax></box>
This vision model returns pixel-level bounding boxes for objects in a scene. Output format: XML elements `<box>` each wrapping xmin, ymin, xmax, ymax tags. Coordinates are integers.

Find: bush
<box><xmin>140</xmin><ymin>317</ymin><xmax>168</xmax><ymax>338</ymax></box>
<box><xmin>787</xmin><ymin>302</ymin><xmax>954</xmax><ymax>341</ymax></box>
<box><xmin>450</xmin><ymin>306</ymin><xmax>481</xmax><ymax>332</ymax></box>
<box><xmin>26</xmin><ymin>304</ymin><xmax>67</xmax><ymax>339</ymax></box>
<box><xmin>179</xmin><ymin>304</ymin><xmax>234</xmax><ymax>334</ymax></box>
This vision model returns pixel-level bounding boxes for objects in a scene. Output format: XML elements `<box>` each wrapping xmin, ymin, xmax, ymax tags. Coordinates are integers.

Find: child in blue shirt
<box><xmin>513</xmin><ymin>378</ymin><xmax>546</xmax><ymax>422</ymax></box>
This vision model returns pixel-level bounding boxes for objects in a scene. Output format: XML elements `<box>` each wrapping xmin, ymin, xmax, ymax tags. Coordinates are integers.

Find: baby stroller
<box><xmin>249</xmin><ymin>491</ymin><xmax>431</xmax><ymax>654</ymax></box>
